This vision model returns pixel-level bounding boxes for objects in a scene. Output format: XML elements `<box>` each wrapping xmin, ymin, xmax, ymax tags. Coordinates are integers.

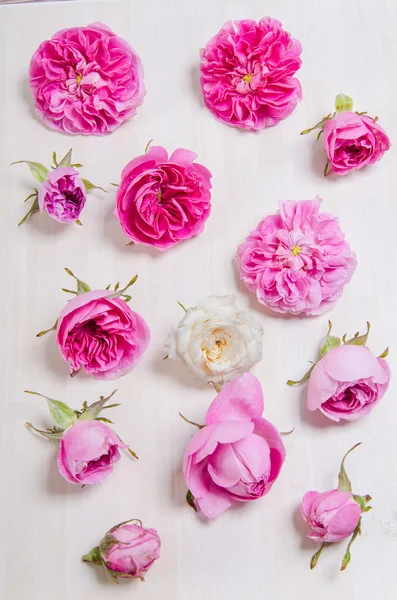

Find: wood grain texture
<box><xmin>0</xmin><ymin>0</ymin><xmax>396</xmax><ymax>598</ymax></box>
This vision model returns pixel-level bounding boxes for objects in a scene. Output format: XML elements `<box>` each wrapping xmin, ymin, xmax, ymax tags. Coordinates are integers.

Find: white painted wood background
<box><xmin>0</xmin><ymin>0</ymin><xmax>396</xmax><ymax>598</ymax></box>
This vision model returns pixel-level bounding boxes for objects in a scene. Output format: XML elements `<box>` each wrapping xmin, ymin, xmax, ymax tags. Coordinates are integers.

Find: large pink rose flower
<box><xmin>183</xmin><ymin>373</ymin><xmax>286</xmax><ymax>520</ymax></box>
<box><xmin>38</xmin><ymin>167</ymin><xmax>86</xmax><ymax>223</ymax></box>
<box><xmin>307</xmin><ymin>345</ymin><xmax>390</xmax><ymax>421</ymax></box>
<box><xmin>56</xmin><ymin>290</ymin><xmax>150</xmax><ymax>379</ymax></box>
<box><xmin>57</xmin><ymin>420</ymin><xmax>127</xmax><ymax>485</ymax></box>
<box><xmin>29</xmin><ymin>22</ymin><xmax>145</xmax><ymax>135</ymax></box>
<box><xmin>323</xmin><ymin>112</ymin><xmax>390</xmax><ymax>175</ymax></box>
<box><xmin>114</xmin><ymin>146</ymin><xmax>212</xmax><ymax>250</ymax></box>
<box><xmin>237</xmin><ymin>198</ymin><xmax>357</xmax><ymax>315</ymax></box>
<box><xmin>200</xmin><ymin>18</ymin><xmax>302</xmax><ymax>131</ymax></box>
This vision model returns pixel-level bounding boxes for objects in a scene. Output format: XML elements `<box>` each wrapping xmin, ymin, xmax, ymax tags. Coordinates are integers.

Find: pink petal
<box><xmin>301</xmin><ymin>491</ymin><xmax>320</xmax><ymax>520</ymax></box>
<box><xmin>196</xmin><ymin>488</ymin><xmax>234</xmax><ymax>520</ymax></box>
<box><xmin>206</xmin><ymin>373</ymin><xmax>264</xmax><ymax>425</ymax></box>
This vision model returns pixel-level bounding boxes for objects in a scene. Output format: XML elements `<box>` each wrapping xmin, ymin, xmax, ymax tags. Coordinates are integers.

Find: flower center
<box><xmin>76</xmin><ymin>74</ymin><xmax>83</xmax><ymax>85</ymax></box>
<box><xmin>242</xmin><ymin>73</ymin><xmax>253</xmax><ymax>83</ymax></box>
<box><xmin>203</xmin><ymin>329</ymin><xmax>231</xmax><ymax>362</ymax></box>
<box><xmin>291</xmin><ymin>245</ymin><xmax>301</xmax><ymax>256</ymax></box>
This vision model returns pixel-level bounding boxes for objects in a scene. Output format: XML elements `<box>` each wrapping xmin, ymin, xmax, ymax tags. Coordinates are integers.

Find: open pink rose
<box><xmin>183</xmin><ymin>373</ymin><xmax>286</xmax><ymax>520</ymax></box>
<box><xmin>56</xmin><ymin>290</ymin><xmax>150</xmax><ymax>379</ymax></box>
<box><xmin>57</xmin><ymin>420</ymin><xmax>127</xmax><ymax>484</ymax></box>
<box><xmin>38</xmin><ymin>167</ymin><xmax>86</xmax><ymax>223</ymax></box>
<box><xmin>301</xmin><ymin>490</ymin><xmax>361</xmax><ymax>543</ymax></box>
<box><xmin>237</xmin><ymin>198</ymin><xmax>357</xmax><ymax>315</ymax></box>
<box><xmin>307</xmin><ymin>345</ymin><xmax>390</xmax><ymax>421</ymax></box>
<box><xmin>200</xmin><ymin>18</ymin><xmax>302</xmax><ymax>131</ymax></box>
<box><xmin>114</xmin><ymin>146</ymin><xmax>212</xmax><ymax>250</ymax></box>
<box><xmin>323</xmin><ymin>112</ymin><xmax>390</xmax><ymax>175</ymax></box>
<box><xmin>29</xmin><ymin>22</ymin><xmax>145</xmax><ymax>135</ymax></box>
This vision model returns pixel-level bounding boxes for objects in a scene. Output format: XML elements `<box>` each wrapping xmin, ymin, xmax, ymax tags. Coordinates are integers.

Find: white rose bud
<box><xmin>165</xmin><ymin>295</ymin><xmax>263</xmax><ymax>384</ymax></box>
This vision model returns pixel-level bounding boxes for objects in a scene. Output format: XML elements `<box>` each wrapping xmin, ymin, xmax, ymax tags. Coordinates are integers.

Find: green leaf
<box><xmin>186</xmin><ymin>490</ymin><xmax>197</xmax><ymax>511</ymax></box>
<box><xmin>340</xmin><ymin>519</ymin><xmax>361</xmax><ymax>571</ymax></box>
<box><xmin>78</xmin><ymin>390</ymin><xmax>118</xmax><ymax>421</ymax></box>
<box><xmin>335</xmin><ymin>93</ymin><xmax>354</xmax><ymax>113</ymax></box>
<box><xmin>25</xmin><ymin>391</ymin><xmax>76</xmax><ymax>429</ymax></box>
<box><xmin>338</xmin><ymin>443</ymin><xmax>362</xmax><ymax>492</ymax></box>
<box><xmin>343</xmin><ymin>322</ymin><xmax>370</xmax><ymax>346</ymax></box>
<box><xmin>11</xmin><ymin>160</ymin><xmax>49</xmax><ymax>183</ymax></box>
<box><xmin>58</xmin><ymin>149</ymin><xmax>72</xmax><ymax>168</ymax></box>
<box><xmin>310</xmin><ymin>542</ymin><xmax>326</xmax><ymax>569</ymax></box>
<box><xmin>18</xmin><ymin>195</ymin><xmax>40</xmax><ymax>226</ymax></box>
<box><xmin>320</xmin><ymin>321</ymin><xmax>341</xmax><ymax>357</ymax></box>
<box><xmin>81</xmin><ymin>178</ymin><xmax>107</xmax><ymax>193</ymax></box>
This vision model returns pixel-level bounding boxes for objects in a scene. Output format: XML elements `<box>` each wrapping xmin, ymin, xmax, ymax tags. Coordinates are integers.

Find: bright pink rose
<box><xmin>56</xmin><ymin>290</ymin><xmax>150</xmax><ymax>379</ymax></box>
<box><xmin>101</xmin><ymin>523</ymin><xmax>161</xmax><ymax>579</ymax></box>
<box><xmin>323</xmin><ymin>112</ymin><xmax>390</xmax><ymax>175</ymax></box>
<box><xmin>183</xmin><ymin>373</ymin><xmax>286</xmax><ymax>520</ymax></box>
<box><xmin>114</xmin><ymin>146</ymin><xmax>212</xmax><ymax>250</ymax></box>
<box><xmin>307</xmin><ymin>345</ymin><xmax>390</xmax><ymax>421</ymax></box>
<box><xmin>57</xmin><ymin>420</ymin><xmax>127</xmax><ymax>484</ymax></box>
<box><xmin>38</xmin><ymin>167</ymin><xmax>86</xmax><ymax>223</ymax></box>
<box><xmin>301</xmin><ymin>489</ymin><xmax>361</xmax><ymax>543</ymax></box>
<box><xmin>237</xmin><ymin>198</ymin><xmax>357</xmax><ymax>315</ymax></box>
<box><xmin>29</xmin><ymin>22</ymin><xmax>145</xmax><ymax>135</ymax></box>
<box><xmin>200</xmin><ymin>18</ymin><xmax>302</xmax><ymax>131</ymax></box>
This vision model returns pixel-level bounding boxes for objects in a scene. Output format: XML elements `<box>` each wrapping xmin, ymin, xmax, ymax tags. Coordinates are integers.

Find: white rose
<box><xmin>165</xmin><ymin>295</ymin><xmax>263</xmax><ymax>384</ymax></box>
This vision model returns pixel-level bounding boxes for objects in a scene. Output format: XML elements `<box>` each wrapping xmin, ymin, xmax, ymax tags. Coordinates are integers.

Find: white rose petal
<box><xmin>165</xmin><ymin>295</ymin><xmax>263</xmax><ymax>384</ymax></box>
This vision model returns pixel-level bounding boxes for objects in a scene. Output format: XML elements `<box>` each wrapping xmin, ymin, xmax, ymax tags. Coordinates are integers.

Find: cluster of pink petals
<box><xmin>323</xmin><ymin>112</ymin><xmax>391</xmax><ymax>175</ymax></box>
<box><xmin>237</xmin><ymin>198</ymin><xmax>357</xmax><ymax>315</ymax></box>
<box><xmin>38</xmin><ymin>167</ymin><xmax>86</xmax><ymax>223</ymax></box>
<box><xmin>183</xmin><ymin>374</ymin><xmax>285</xmax><ymax>520</ymax></box>
<box><xmin>114</xmin><ymin>146</ymin><xmax>212</xmax><ymax>250</ymax></box>
<box><xmin>29</xmin><ymin>22</ymin><xmax>145</xmax><ymax>135</ymax></box>
<box><xmin>200</xmin><ymin>18</ymin><xmax>302</xmax><ymax>131</ymax></box>
<box><xmin>57</xmin><ymin>420</ymin><xmax>127</xmax><ymax>484</ymax></box>
<box><xmin>301</xmin><ymin>489</ymin><xmax>361</xmax><ymax>543</ymax></box>
<box><xmin>56</xmin><ymin>290</ymin><xmax>150</xmax><ymax>379</ymax></box>
<box><xmin>308</xmin><ymin>345</ymin><xmax>391</xmax><ymax>421</ymax></box>
<box><xmin>102</xmin><ymin>523</ymin><xmax>161</xmax><ymax>579</ymax></box>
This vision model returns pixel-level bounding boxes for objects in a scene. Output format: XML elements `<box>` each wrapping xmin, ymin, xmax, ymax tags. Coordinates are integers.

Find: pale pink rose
<box><xmin>183</xmin><ymin>373</ymin><xmax>286</xmax><ymax>520</ymax></box>
<box><xmin>200</xmin><ymin>18</ymin><xmax>302</xmax><ymax>131</ymax></box>
<box><xmin>38</xmin><ymin>167</ymin><xmax>86</xmax><ymax>223</ymax></box>
<box><xmin>57</xmin><ymin>420</ymin><xmax>127</xmax><ymax>484</ymax></box>
<box><xmin>29</xmin><ymin>22</ymin><xmax>145</xmax><ymax>135</ymax></box>
<box><xmin>323</xmin><ymin>112</ymin><xmax>390</xmax><ymax>175</ymax></box>
<box><xmin>301</xmin><ymin>489</ymin><xmax>361</xmax><ymax>543</ymax></box>
<box><xmin>307</xmin><ymin>345</ymin><xmax>390</xmax><ymax>421</ymax></box>
<box><xmin>56</xmin><ymin>290</ymin><xmax>150</xmax><ymax>379</ymax></box>
<box><xmin>237</xmin><ymin>198</ymin><xmax>357</xmax><ymax>315</ymax></box>
<box><xmin>101</xmin><ymin>523</ymin><xmax>160</xmax><ymax>579</ymax></box>
<box><xmin>114</xmin><ymin>146</ymin><xmax>212</xmax><ymax>250</ymax></box>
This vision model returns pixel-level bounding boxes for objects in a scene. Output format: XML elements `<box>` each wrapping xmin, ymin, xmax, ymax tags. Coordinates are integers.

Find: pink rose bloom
<box><xmin>101</xmin><ymin>523</ymin><xmax>161</xmax><ymax>579</ymax></box>
<box><xmin>323</xmin><ymin>112</ymin><xmax>390</xmax><ymax>175</ymax></box>
<box><xmin>307</xmin><ymin>345</ymin><xmax>391</xmax><ymax>421</ymax></box>
<box><xmin>114</xmin><ymin>146</ymin><xmax>212</xmax><ymax>250</ymax></box>
<box><xmin>200</xmin><ymin>18</ymin><xmax>302</xmax><ymax>131</ymax></box>
<box><xmin>56</xmin><ymin>290</ymin><xmax>150</xmax><ymax>379</ymax></box>
<box><xmin>237</xmin><ymin>198</ymin><xmax>357</xmax><ymax>315</ymax></box>
<box><xmin>183</xmin><ymin>373</ymin><xmax>286</xmax><ymax>520</ymax></box>
<box><xmin>301</xmin><ymin>489</ymin><xmax>361</xmax><ymax>543</ymax></box>
<box><xmin>29</xmin><ymin>22</ymin><xmax>145</xmax><ymax>135</ymax></box>
<box><xmin>38</xmin><ymin>167</ymin><xmax>86</xmax><ymax>223</ymax></box>
<box><xmin>57</xmin><ymin>420</ymin><xmax>127</xmax><ymax>484</ymax></box>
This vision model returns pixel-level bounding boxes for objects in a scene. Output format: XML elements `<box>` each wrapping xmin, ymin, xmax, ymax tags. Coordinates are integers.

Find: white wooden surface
<box><xmin>1</xmin><ymin>0</ymin><xmax>396</xmax><ymax>598</ymax></box>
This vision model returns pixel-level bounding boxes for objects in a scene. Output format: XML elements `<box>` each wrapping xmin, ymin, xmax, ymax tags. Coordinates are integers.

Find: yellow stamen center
<box><xmin>242</xmin><ymin>73</ymin><xmax>253</xmax><ymax>83</ymax></box>
<box><xmin>76</xmin><ymin>74</ymin><xmax>83</xmax><ymax>85</ymax></box>
<box><xmin>291</xmin><ymin>246</ymin><xmax>301</xmax><ymax>256</ymax></box>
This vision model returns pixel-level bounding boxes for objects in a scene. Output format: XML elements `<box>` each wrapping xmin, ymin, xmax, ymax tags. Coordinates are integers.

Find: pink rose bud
<box><xmin>288</xmin><ymin>322</ymin><xmax>390</xmax><ymax>421</ymax></box>
<box><xmin>300</xmin><ymin>444</ymin><xmax>372</xmax><ymax>570</ymax></box>
<box><xmin>200</xmin><ymin>18</ymin><xmax>302</xmax><ymax>131</ymax></box>
<box><xmin>37</xmin><ymin>269</ymin><xmax>150</xmax><ymax>380</ymax></box>
<box><xmin>114</xmin><ymin>145</ymin><xmax>212</xmax><ymax>250</ymax></box>
<box><xmin>83</xmin><ymin>520</ymin><xmax>161</xmax><ymax>582</ymax></box>
<box><xmin>11</xmin><ymin>149</ymin><xmax>105</xmax><ymax>226</ymax></box>
<box><xmin>25</xmin><ymin>390</ymin><xmax>138</xmax><ymax>485</ymax></box>
<box><xmin>29</xmin><ymin>23</ymin><xmax>145</xmax><ymax>135</ymax></box>
<box><xmin>183</xmin><ymin>373</ymin><xmax>286</xmax><ymax>520</ymax></box>
<box><xmin>301</xmin><ymin>94</ymin><xmax>390</xmax><ymax>176</ymax></box>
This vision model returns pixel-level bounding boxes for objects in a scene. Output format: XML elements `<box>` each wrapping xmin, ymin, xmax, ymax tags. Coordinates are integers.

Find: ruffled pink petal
<box><xmin>206</xmin><ymin>373</ymin><xmax>264</xmax><ymax>425</ymax></box>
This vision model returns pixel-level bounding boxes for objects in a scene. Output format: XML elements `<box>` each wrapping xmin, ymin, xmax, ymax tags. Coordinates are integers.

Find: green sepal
<box><xmin>25</xmin><ymin>391</ymin><xmax>76</xmax><ymax>429</ymax></box>
<box><xmin>99</xmin><ymin>534</ymin><xmax>119</xmax><ymax>558</ymax></box>
<box><xmin>58</xmin><ymin>149</ymin><xmax>72</xmax><ymax>168</ymax></box>
<box><xmin>287</xmin><ymin>363</ymin><xmax>314</xmax><ymax>386</ymax></box>
<box><xmin>353</xmin><ymin>494</ymin><xmax>372</xmax><ymax>512</ymax></box>
<box><xmin>320</xmin><ymin>321</ymin><xmax>341</xmax><ymax>357</ymax></box>
<box><xmin>25</xmin><ymin>422</ymin><xmax>63</xmax><ymax>443</ymax></box>
<box><xmin>82</xmin><ymin>546</ymin><xmax>102</xmax><ymax>565</ymax></box>
<box><xmin>379</xmin><ymin>347</ymin><xmax>389</xmax><ymax>359</ymax></box>
<box><xmin>343</xmin><ymin>322</ymin><xmax>370</xmax><ymax>346</ymax></box>
<box><xmin>36</xmin><ymin>319</ymin><xmax>58</xmax><ymax>337</ymax></box>
<box><xmin>18</xmin><ymin>194</ymin><xmax>40</xmax><ymax>226</ymax></box>
<box><xmin>11</xmin><ymin>160</ymin><xmax>49</xmax><ymax>183</ymax></box>
<box><xmin>335</xmin><ymin>93</ymin><xmax>354</xmax><ymax>113</ymax></box>
<box><xmin>107</xmin><ymin>275</ymin><xmax>138</xmax><ymax>300</ymax></box>
<box><xmin>179</xmin><ymin>413</ymin><xmax>205</xmax><ymax>430</ymax></box>
<box><xmin>177</xmin><ymin>301</ymin><xmax>187</xmax><ymax>312</ymax></box>
<box><xmin>81</xmin><ymin>178</ymin><xmax>107</xmax><ymax>193</ymax></box>
<box><xmin>186</xmin><ymin>490</ymin><xmax>197</xmax><ymax>511</ymax></box>
<box><xmin>340</xmin><ymin>518</ymin><xmax>362</xmax><ymax>571</ymax></box>
<box><xmin>310</xmin><ymin>542</ymin><xmax>326</xmax><ymax>569</ymax></box>
<box><xmin>77</xmin><ymin>390</ymin><xmax>118</xmax><ymax>421</ymax></box>
<box><xmin>338</xmin><ymin>443</ymin><xmax>361</xmax><ymax>492</ymax></box>
<box><xmin>64</xmin><ymin>268</ymin><xmax>91</xmax><ymax>295</ymax></box>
